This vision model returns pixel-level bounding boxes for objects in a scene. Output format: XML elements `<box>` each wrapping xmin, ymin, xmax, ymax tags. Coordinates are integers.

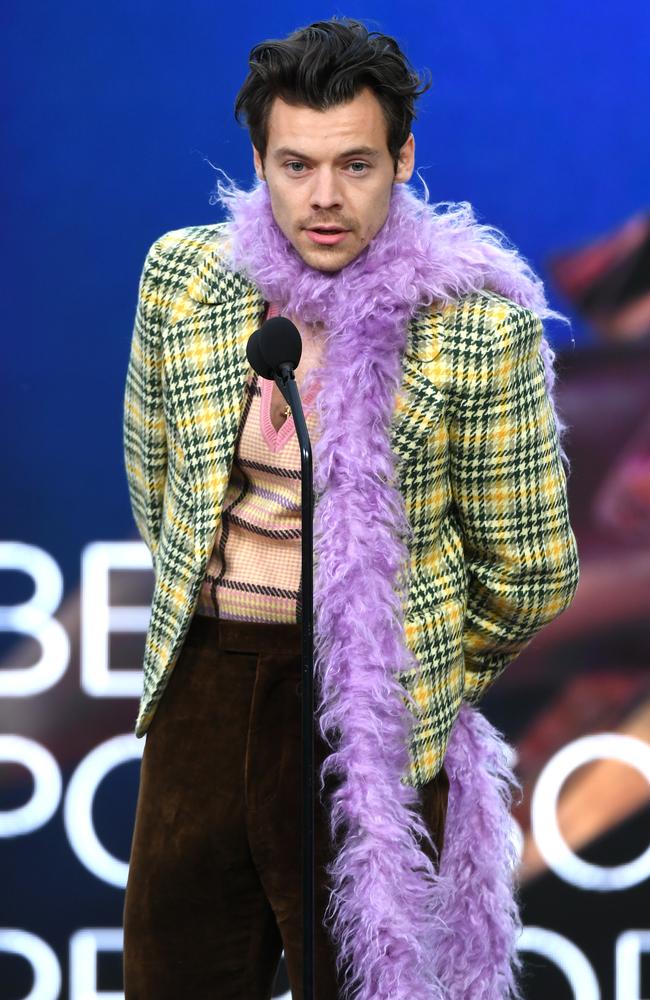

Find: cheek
<box><xmin>267</xmin><ymin>191</ymin><xmax>292</xmax><ymax>234</ymax></box>
<box><xmin>270</xmin><ymin>185</ymin><xmax>300</xmax><ymax>223</ymax></box>
<box><xmin>361</xmin><ymin>198</ymin><xmax>390</xmax><ymax>243</ymax></box>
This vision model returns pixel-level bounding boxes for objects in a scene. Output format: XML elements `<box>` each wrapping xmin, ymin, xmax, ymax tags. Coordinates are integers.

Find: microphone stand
<box><xmin>275</xmin><ymin>362</ymin><xmax>315</xmax><ymax>1000</ymax></box>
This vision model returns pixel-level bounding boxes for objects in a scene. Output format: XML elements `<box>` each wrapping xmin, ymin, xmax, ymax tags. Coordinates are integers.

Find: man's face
<box><xmin>253</xmin><ymin>87</ymin><xmax>415</xmax><ymax>272</ymax></box>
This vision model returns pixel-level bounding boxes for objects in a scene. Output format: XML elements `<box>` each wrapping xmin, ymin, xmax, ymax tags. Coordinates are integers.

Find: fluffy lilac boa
<box><xmin>216</xmin><ymin>178</ymin><xmax>564</xmax><ymax>999</ymax></box>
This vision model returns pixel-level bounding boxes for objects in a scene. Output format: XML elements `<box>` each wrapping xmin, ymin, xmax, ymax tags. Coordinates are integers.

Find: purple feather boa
<box><xmin>215</xmin><ymin>177</ymin><xmax>564</xmax><ymax>999</ymax></box>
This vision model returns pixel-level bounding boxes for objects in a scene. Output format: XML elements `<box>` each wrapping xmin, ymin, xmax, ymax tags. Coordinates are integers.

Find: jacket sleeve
<box><xmin>447</xmin><ymin>301</ymin><xmax>580</xmax><ymax>704</ymax></box>
<box><xmin>123</xmin><ymin>238</ymin><xmax>168</xmax><ymax>570</ymax></box>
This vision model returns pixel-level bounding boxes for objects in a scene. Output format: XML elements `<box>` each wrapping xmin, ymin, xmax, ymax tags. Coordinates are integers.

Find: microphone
<box><xmin>247</xmin><ymin>313</ymin><xmax>316</xmax><ymax>996</ymax></box>
<box><xmin>247</xmin><ymin>316</ymin><xmax>302</xmax><ymax>380</ymax></box>
<box><xmin>246</xmin><ymin>314</ymin><xmax>316</xmax><ymax>995</ymax></box>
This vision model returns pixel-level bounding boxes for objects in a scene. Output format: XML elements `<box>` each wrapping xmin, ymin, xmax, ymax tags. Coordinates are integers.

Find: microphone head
<box><xmin>246</xmin><ymin>316</ymin><xmax>302</xmax><ymax>379</ymax></box>
<box><xmin>246</xmin><ymin>328</ymin><xmax>274</xmax><ymax>379</ymax></box>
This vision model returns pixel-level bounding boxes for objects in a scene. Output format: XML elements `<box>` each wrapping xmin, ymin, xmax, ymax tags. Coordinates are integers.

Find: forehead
<box><xmin>265</xmin><ymin>87</ymin><xmax>390</xmax><ymax>156</ymax></box>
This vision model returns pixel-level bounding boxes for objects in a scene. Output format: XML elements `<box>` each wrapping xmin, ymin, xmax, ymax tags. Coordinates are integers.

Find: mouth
<box><xmin>305</xmin><ymin>227</ymin><xmax>350</xmax><ymax>246</ymax></box>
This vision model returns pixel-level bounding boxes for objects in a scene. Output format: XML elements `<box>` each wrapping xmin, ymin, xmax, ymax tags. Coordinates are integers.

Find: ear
<box><xmin>253</xmin><ymin>146</ymin><xmax>265</xmax><ymax>182</ymax></box>
<box><xmin>394</xmin><ymin>133</ymin><xmax>415</xmax><ymax>184</ymax></box>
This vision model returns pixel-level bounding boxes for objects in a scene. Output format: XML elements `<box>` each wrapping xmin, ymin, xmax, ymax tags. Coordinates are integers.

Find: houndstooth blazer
<box><xmin>123</xmin><ymin>222</ymin><xmax>580</xmax><ymax>786</ymax></box>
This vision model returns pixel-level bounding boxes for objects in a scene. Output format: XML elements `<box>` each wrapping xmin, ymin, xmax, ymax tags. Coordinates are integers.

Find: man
<box><xmin>122</xmin><ymin>17</ymin><xmax>580</xmax><ymax>1000</ymax></box>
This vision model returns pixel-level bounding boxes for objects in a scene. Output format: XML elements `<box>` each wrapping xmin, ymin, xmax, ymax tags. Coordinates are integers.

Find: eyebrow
<box><xmin>272</xmin><ymin>145</ymin><xmax>381</xmax><ymax>161</ymax></box>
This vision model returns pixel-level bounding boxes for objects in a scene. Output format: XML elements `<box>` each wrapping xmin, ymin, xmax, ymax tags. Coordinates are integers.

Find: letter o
<box><xmin>518</xmin><ymin>926</ymin><xmax>599</xmax><ymax>999</ymax></box>
<box><xmin>63</xmin><ymin>734</ymin><xmax>143</xmax><ymax>887</ymax></box>
<box><xmin>531</xmin><ymin>733</ymin><xmax>650</xmax><ymax>891</ymax></box>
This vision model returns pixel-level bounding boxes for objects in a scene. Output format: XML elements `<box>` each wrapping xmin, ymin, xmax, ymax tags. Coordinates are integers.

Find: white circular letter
<box><xmin>64</xmin><ymin>734</ymin><xmax>143</xmax><ymax>887</ymax></box>
<box><xmin>531</xmin><ymin>733</ymin><xmax>650</xmax><ymax>891</ymax></box>
<box><xmin>518</xmin><ymin>926</ymin><xmax>599</xmax><ymax>999</ymax></box>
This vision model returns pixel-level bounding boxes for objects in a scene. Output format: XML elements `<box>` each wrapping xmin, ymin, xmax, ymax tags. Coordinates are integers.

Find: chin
<box><xmin>296</xmin><ymin>243</ymin><xmax>362</xmax><ymax>274</ymax></box>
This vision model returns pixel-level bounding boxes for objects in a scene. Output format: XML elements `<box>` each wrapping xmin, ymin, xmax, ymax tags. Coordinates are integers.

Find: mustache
<box><xmin>301</xmin><ymin>218</ymin><xmax>356</xmax><ymax>231</ymax></box>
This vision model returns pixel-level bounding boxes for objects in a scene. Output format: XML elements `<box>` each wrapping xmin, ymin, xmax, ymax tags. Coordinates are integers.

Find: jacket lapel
<box><xmin>170</xmin><ymin>238</ymin><xmax>266</xmax><ymax>563</ymax></box>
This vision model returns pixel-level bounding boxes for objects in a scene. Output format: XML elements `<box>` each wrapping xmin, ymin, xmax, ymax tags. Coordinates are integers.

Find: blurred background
<box><xmin>2</xmin><ymin>3</ymin><xmax>649</xmax><ymax>998</ymax></box>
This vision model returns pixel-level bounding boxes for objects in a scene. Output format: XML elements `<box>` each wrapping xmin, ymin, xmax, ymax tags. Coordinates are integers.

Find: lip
<box><xmin>305</xmin><ymin>228</ymin><xmax>349</xmax><ymax>246</ymax></box>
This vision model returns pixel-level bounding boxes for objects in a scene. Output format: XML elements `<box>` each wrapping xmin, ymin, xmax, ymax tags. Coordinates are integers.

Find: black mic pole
<box><xmin>275</xmin><ymin>361</ymin><xmax>315</xmax><ymax>1000</ymax></box>
<box><xmin>246</xmin><ymin>317</ymin><xmax>315</xmax><ymax>1000</ymax></box>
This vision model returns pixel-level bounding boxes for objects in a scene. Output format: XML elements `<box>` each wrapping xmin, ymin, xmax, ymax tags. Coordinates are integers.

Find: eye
<box><xmin>286</xmin><ymin>161</ymin><xmax>307</xmax><ymax>173</ymax></box>
<box><xmin>347</xmin><ymin>161</ymin><xmax>369</xmax><ymax>174</ymax></box>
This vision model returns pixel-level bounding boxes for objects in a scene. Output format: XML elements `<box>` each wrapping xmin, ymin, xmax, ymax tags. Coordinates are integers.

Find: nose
<box><xmin>309</xmin><ymin>168</ymin><xmax>343</xmax><ymax>213</ymax></box>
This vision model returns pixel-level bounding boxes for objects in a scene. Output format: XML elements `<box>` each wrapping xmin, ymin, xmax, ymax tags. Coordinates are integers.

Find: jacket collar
<box><xmin>186</xmin><ymin>227</ymin><xmax>253</xmax><ymax>306</ymax></box>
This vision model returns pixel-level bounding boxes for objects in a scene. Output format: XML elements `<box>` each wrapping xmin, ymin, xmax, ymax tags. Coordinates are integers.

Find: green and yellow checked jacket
<box><xmin>123</xmin><ymin>223</ymin><xmax>580</xmax><ymax>787</ymax></box>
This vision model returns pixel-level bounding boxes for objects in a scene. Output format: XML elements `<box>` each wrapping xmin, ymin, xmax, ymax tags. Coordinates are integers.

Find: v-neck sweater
<box><xmin>195</xmin><ymin>304</ymin><xmax>322</xmax><ymax>623</ymax></box>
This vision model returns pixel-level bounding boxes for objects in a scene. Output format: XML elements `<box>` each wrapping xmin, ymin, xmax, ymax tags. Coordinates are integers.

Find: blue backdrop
<box><xmin>4</xmin><ymin>1</ymin><xmax>649</xmax><ymax>591</ymax></box>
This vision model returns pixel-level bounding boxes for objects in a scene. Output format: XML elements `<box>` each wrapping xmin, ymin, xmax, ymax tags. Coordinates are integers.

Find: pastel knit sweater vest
<box><xmin>196</xmin><ymin>303</ymin><xmax>321</xmax><ymax>623</ymax></box>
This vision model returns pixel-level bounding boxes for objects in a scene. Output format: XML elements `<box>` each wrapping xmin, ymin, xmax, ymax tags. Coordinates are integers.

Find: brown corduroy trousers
<box><xmin>123</xmin><ymin>614</ymin><xmax>449</xmax><ymax>1000</ymax></box>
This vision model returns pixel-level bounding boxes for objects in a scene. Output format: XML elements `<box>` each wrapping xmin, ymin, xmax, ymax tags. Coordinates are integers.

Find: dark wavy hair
<box><xmin>234</xmin><ymin>17</ymin><xmax>431</xmax><ymax>169</ymax></box>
